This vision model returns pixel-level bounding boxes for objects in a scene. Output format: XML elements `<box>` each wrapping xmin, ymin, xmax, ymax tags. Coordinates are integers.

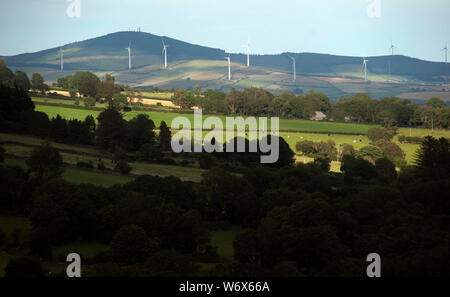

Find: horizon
<box><xmin>0</xmin><ymin>29</ymin><xmax>446</xmax><ymax>64</ymax></box>
<box><xmin>1</xmin><ymin>0</ymin><xmax>449</xmax><ymax>62</ymax></box>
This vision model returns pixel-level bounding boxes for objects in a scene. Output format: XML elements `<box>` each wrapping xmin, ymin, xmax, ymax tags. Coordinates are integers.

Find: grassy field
<box><xmin>53</xmin><ymin>242</ymin><xmax>109</xmax><ymax>261</ymax></box>
<box><xmin>0</xmin><ymin>133</ymin><xmax>100</xmax><ymax>155</ymax></box>
<box><xmin>396</xmin><ymin>127</ymin><xmax>450</xmax><ymax>139</ymax></box>
<box><xmin>34</xmin><ymin>101</ymin><xmax>376</xmax><ymax>134</ymax></box>
<box><xmin>4</xmin><ymin>157</ymin><xmax>133</xmax><ymax>187</ymax></box>
<box><xmin>210</xmin><ymin>228</ymin><xmax>243</xmax><ymax>260</ymax></box>
<box><xmin>121</xmin><ymin>91</ymin><xmax>173</xmax><ymax>100</ymax></box>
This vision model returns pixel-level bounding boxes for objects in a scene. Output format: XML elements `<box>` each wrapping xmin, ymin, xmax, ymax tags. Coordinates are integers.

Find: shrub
<box><xmin>374</xmin><ymin>140</ymin><xmax>405</xmax><ymax>163</ymax></box>
<box><xmin>114</xmin><ymin>160</ymin><xmax>132</xmax><ymax>174</ymax></box>
<box><xmin>84</xmin><ymin>97</ymin><xmax>96</xmax><ymax>107</ymax></box>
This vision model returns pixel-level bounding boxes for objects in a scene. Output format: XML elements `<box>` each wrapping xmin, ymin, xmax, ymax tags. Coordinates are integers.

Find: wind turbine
<box><xmin>389</xmin><ymin>40</ymin><xmax>397</xmax><ymax>56</ymax></box>
<box><xmin>243</xmin><ymin>42</ymin><xmax>250</xmax><ymax>67</ymax></box>
<box><xmin>125</xmin><ymin>42</ymin><xmax>131</xmax><ymax>71</ymax></box>
<box><xmin>288</xmin><ymin>55</ymin><xmax>296</xmax><ymax>82</ymax></box>
<box><xmin>60</xmin><ymin>48</ymin><xmax>64</xmax><ymax>71</ymax></box>
<box><xmin>388</xmin><ymin>41</ymin><xmax>397</xmax><ymax>75</ymax></box>
<box><xmin>362</xmin><ymin>57</ymin><xmax>369</xmax><ymax>81</ymax></box>
<box><xmin>225</xmin><ymin>55</ymin><xmax>231</xmax><ymax>81</ymax></box>
<box><xmin>443</xmin><ymin>42</ymin><xmax>448</xmax><ymax>63</ymax></box>
<box><xmin>162</xmin><ymin>40</ymin><xmax>168</xmax><ymax>69</ymax></box>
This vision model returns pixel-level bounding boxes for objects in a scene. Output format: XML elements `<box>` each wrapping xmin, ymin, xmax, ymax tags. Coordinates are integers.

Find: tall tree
<box><xmin>13</xmin><ymin>71</ymin><xmax>31</xmax><ymax>91</ymax></box>
<box><xmin>159</xmin><ymin>120</ymin><xmax>171</xmax><ymax>150</ymax></box>
<box><xmin>127</xmin><ymin>114</ymin><xmax>156</xmax><ymax>151</ymax></box>
<box><xmin>95</xmin><ymin>108</ymin><xmax>128</xmax><ymax>150</ymax></box>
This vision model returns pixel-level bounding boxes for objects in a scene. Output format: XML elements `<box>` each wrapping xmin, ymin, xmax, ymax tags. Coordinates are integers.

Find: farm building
<box><xmin>310</xmin><ymin>111</ymin><xmax>327</xmax><ymax>121</ymax></box>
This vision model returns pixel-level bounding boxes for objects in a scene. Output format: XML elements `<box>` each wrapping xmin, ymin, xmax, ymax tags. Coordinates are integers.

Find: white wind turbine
<box><xmin>288</xmin><ymin>55</ymin><xmax>296</xmax><ymax>82</ymax></box>
<box><xmin>443</xmin><ymin>42</ymin><xmax>448</xmax><ymax>63</ymax></box>
<box><xmin>244</xmin><ymin>42</ymin><xmax>250</xmax><ymax>67</ymax></box>
<box><xmin>389</xmin><ymin>40</ymin><xmax>397</xmax><ymax>56</ymax></box>
<box><xmin>362</xmin><ymin>57</ymin><xmax>369</xmax><ymax>81</ymax></box>
<box><xmin>60</xmin><ymin>48</ymin><xmax>64</xmax><ymax>71</ymax></box>
<box><xmin>225</xmin><ymin>54</ymin><xmax>231</xmax><ymax>81</ymax></box>
<box><xmin>125</xmin><ymin>41</ymin><xmax>131</xmax><ymax>71</ymax></box>
<box><xmin>162</xmin><ymin>40</ymin><xmax>168</xmax><ymax>69</ymax></box>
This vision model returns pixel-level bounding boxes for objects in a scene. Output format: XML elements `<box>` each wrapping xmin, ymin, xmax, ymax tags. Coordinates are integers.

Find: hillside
<box><xmin>2</xmin><ymin>31</ymin><xmax>450</xmax><ymax>101</ymax></box>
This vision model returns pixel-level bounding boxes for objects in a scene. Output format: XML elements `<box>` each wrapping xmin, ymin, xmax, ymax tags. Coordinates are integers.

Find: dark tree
<box><xmin>159</xmin><ymin>120</ymin><xmax>171</xmax><ymax>151</ymax></box>
<box><xmin>13</xmin><ymin>71</ymin><xmax>31</xmax><ymax>91</ymax></box>
<box><xmin>0</xmin><ymin>85</ymin><xmax>34</xmax><ymax>122</ymax></box>
<box><xmin>414</xmin><ymin>136</ymin><xmax>450</xmax><ymax>180</ymax></box>
<box><xmin>27</xmin><ymin>143</ymin><xmax>63</xmax><ymax>179</ymax></box>
<box><xmin>111</xmin><ymin>224</ymin><xmax>153</xmax><ymax>265</ymax></box>
<box><xmin>95</xmin><ymin>108</ymin><xmax>128</xmax><ymax>151</ymax></box>
<box><xmin>49</xmin><ymin>114</ymin><xmax>68</xmax><ymax>141</ymax></box>
<box><xmin>233</xmin><ymin>229</ymin><xmax>262</xmax><ymax>265</ymax></box>
<box><xmin>375</xmin><ymin>158</ymin><xmax>397</xmax><ymax>183</ymax></box>
<box><xmin>0</xmin><ymin>60</ymin><xmax>14</xmax><ymax>87</ymax></box>
<box><xmin>127</xmin><ymin>114</ymin><xmax>156</xmax><ymax>151</ymax></box>
<box><xmin>31</xmin><ymin>73</ymin><xmax>48</xmax><ymax>93</ymax></box>
<box><xmin>20</xmin><ymin>110</ymin><xmax>50</xmax><ymax>137</ymax></box>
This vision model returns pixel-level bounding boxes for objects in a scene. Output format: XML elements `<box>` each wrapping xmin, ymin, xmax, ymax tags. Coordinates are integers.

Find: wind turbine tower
<box><xmin>443</xmin><ymin>42</ymin><xmax>448</xmax><ymax>63</ymax></box>
<box><xmin>389</xmin><ymin>40</ymin><xmax>397</xmax><ymax>56</ymax></box>
<box><xmin>288</xmin><ymin>55</ymin><xmax>296</xmax><ymax>82</ymax></box>
<box><xmin>60</xmin><ymin>48</ymin><xmax>64</xmax><ymax>71</ymax></box>
<box><xmin>125</xmin><ymin>42</ymin><xmax>131</xmax><ymax>71</ymax></box>
<box><xmin>225</xmin><ymin>55</ymin><xmax>231</xmax><ymax>81</ymax></box>
<box><xmin>244</xmin><ymin>42</ymin><xmax>250</xmax><ymax>67</ymax></box>
<box><xmin>362</xmin><ymin>57</ymin><xmax>369</xmax><ymax>81</ymax></box>
<box><xmin>162</xmin><ymin>40</ymin><xmax>168</xmax><ymax>69</ymax></box>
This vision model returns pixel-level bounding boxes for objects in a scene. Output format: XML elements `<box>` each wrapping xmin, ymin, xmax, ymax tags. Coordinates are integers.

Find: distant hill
<box><xmin>2</xmin><ymin>31</ymin><xmax>450</xmax><ymax>100</ymax></box>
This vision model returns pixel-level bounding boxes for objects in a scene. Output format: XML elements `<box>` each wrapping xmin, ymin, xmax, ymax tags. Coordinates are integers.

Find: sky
<box><xmin>1</xmin><ymin>0</ymin><xmax>449</xmax><ymax>62</ymax></box>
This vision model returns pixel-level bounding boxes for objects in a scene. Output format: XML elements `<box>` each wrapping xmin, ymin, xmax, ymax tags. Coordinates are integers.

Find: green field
<box><xmin>210</xmin><ymin>228</ymin><xmax>243</xmax><ymax>260</ymax></box>
<box><xmin>34</xmin><ymin>101</ymin><xmax>376</xmax><ymax>134</ymax></box>
<box><xmin>4</xmin><ymin>157</ymin><xmax>133</xmax><ymax>187</ymax></box>
<box><xmin>121</xmin><ymin>91</ymin><xmax>173</xmax><ymax>100</ymax></box>
<box><xmin>53</xmin><ymin>242</ymin><xmax>109</xmax><ymax>261</ymax></box>
<box><xmin>3</xmin><ymin>140</ymin><xmax>205</xmax><ymax>183</ymax></box>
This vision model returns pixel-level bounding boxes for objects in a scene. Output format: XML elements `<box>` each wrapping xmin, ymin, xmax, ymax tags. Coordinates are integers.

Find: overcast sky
<box><xmin>1</xmin><ymin>0</ymin><xmax>449</xmax><ymax>61</ymax></box>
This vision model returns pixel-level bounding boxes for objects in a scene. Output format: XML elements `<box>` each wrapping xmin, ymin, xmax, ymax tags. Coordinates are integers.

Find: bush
<box><xmin>136</xmin><ymin>143</ymin><xmax>163</xmax><ymax>162</ymax></box>
<box><xmin>374</xmin><ymin>140</ymin><xmax>405</xmax><ymax>163</ymax></box>
<box><xmin>84</xmin><ymin>97</ymin><xmax>96</xmax><ymax>107</ymax></box>
<box><xmin>111</xmin><ymin>225</ymin><xmax>153</xmax><ymax>265</ymax></box>
<box><xmin>5</xmin><ymin>257</ymin><xmax>44</xmax><ymax>277</ymax></box>
<box><xmin>367</xmin><ymin>127</ymin><xmax>394</xmax><ymax>142</ymax></box>
<box><xmin>114</xmin><ymin>160</ymin><xmax>132</xmax><ymax>174</ymax></box>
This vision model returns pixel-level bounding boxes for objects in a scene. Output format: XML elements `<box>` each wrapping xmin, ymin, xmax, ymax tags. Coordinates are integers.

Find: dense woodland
<box><xmin>0</xmin><ymin>60</ymin><xmax>450</xmax><ymax>277</ymax></box>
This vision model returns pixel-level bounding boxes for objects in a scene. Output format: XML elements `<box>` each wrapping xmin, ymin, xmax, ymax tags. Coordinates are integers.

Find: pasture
<box><xmin>33</xmin><ymin>99</ymin><xmax>376</xmax><ymax>134</ymax></box>
<box><xmin>4</xmin><ymin>157</ymin><xmax>133</xmax><ymax>187</ymax></box>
